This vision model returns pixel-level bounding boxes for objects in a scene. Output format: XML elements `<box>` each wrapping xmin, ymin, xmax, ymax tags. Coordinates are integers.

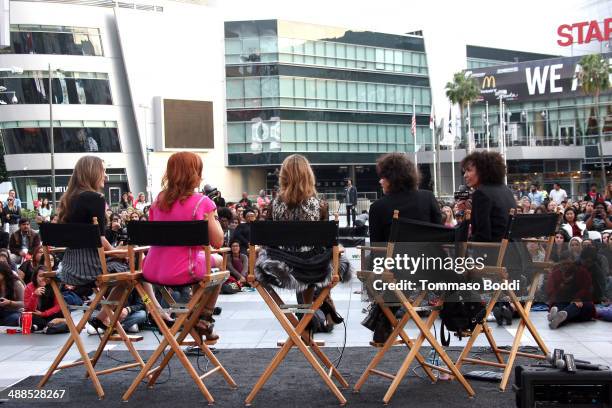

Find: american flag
<box><xmin>411</xmin><ymin>100</ymin><xmax>416</xmax><ymax>137</ymax></box>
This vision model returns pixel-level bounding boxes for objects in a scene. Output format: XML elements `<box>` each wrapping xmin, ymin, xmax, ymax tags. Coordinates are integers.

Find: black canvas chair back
<box><xmin>505</xmin><ymin>213</ymin><xmax>558</xmax><ymax>240</ymax></box>
<box><xmin>389</xmin><ymin>218</ymin><xmax>468</xmax><ymax>243</ymax></box>
<box><xmin>249</xmin><ymin>221</ymin><xmax>338</xmax><ymax>247</ymax></box>
<box><xmin>39</xmin><ymin>222</ymin><xmax>102</xmax><ymax>249</ymax></box>
<box><xmin>127</xmin><ymin>221</ymin><xmax>209</xmax><ymax>247</ymax></box>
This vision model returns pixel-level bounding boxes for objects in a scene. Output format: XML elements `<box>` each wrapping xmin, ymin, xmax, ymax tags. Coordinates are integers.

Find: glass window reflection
<box><xmin>1</xmin><ymin>127</ymin><xmax>121</xmax><ymax>154</ymax></box>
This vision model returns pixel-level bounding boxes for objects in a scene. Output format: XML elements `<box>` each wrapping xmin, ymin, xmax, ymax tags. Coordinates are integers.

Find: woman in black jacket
<box><xmin>461</xmin><ymin>151</ymin><xmax>515</xmax><ymax>242</ymax></box>
<box><xmin>368</xmin><ymin>152</ymin><xmax>441</xmax><ymax>245</ymax></box>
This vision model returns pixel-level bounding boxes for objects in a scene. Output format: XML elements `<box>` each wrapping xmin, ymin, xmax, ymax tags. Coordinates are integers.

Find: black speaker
<box><xmin>515</xmin><ymin>365</ymin><xmax>612</xmax><ymax>407</ymax></box>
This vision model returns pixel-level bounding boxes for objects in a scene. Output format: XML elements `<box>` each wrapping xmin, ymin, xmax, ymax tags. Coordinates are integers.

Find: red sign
<box><xmin>557</xmin><ymin>18</ymin><xmax>612</xmax><ymax>47</ymax></box>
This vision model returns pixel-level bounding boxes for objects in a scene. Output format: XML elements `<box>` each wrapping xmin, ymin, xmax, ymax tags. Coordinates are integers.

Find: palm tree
<box><xmin>578</xmin><ymin>54</ymin><xmax>611</xmax><ymax>190</ymax></box>
<box><xmin>445</xmin><ymin>72</ymin><xmax>480</xmax><ymax>152</ymax></box>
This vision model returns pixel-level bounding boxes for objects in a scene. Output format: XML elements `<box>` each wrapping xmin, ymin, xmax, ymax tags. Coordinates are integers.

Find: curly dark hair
<box><xmin>460</xmin><ymin>151</ymin><xmax>506</xmax><ymax>185</ymax></box>
<box><xmin>376</xmin><ymin>153</ymin><xmax>419</xmax><ymax>193</ymax></box>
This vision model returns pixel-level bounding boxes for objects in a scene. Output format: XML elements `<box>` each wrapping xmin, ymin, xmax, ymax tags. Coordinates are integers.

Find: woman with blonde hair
<box><xmin>143</xmin><ymin>151</ymin><xmax>223</xmax><ymax>340</ymax></box>
<box><xmin>257</xmin><ymin>154</ymin><xmax>349</xmax><ymax>332</ymax></box>
<box><xmin>57</xmin><ymin>156</ymin><xmax>170</xmax><ymax>331</ymax></box>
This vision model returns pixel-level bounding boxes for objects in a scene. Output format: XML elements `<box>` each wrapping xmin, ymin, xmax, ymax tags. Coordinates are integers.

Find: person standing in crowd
<box><xmin>8</xmin><ymin>190</ymin><xmax>21</xmax><ymax>209</ymax></box>
<box><xmin>0</xmin><ymin>262</ymin><xmax>24</xmax><ymax>326</ymax></box>
<box><xmin>344</xmin><ymin>179</ymin><xmax>357</xmax><ymax>227</ymax></box>
<box><xmin>143</xmin><ymin>152</ymin><xmax>224</xmax><ymax>341</ymax></box>
<box><xmin>9</xmin><ymin>218</ymin><xmax>40</xmax><ymax>264</ymax></box>
<box><xmin>585</xmin><ymin>201</ymin><xmax>612</xmax><ymax>232</ymax></box>
<box><xmin>38</xmin><ymin>198</ymin><xmax>53</xmax><ymax>222</ymax></box>
<box><xmin>549</xmin><ymin>183</ymin><xmax>568</xmax><ymax>205</ymax></box>
<box><xmin>462</xmin><ymin>151</ymin><xmax>515</xmax><ymax>242</ymax></box>
<box><xmin>604</xmin><ymin>182</ymin><xmax>612</xmax><ymax>203</ymax></box>
<box><xmin>217</xmin><ymin>207</ymin><xmax>233</xmax><ymax>247</ymax></box>
<box><xmin>4</xmin><ymin>196</ymin><xmax>21</xmax><ymax>235</ymax></box>
<box><xmin>256</xmin><ymin>190</ymin><xmax>270</xmax><ymax>212</ymax></box>
<box><xmin>585</xmin><ymin>183</ymin><xmax>603</xmax><ymax>202</ymax></box>
<box><xmin>528</xmin><ymin>184</ymin><xmax>544</xmax><ymax>207</ymax></box>
<box><xmin>231</xmin><ymin>207</ymin><xmax>256</xmax><ymax>254</ymax></box>
<box><xmin>56</xmin><ymin>156</ymin><xmax>170</xmax><ymax>333</ymax></box>
<box><xmin>239</xmin><ymin>192</ymin><xmax>252</xmax><ymax>208</ymax></box>
<box><xmin>134</xmin><ymin>192</ymin><xmax>148</xmax><ymax>211</ymax></box>
<box><xmin>119</xmin><ymin>192</ymin><xmax>132</xmax><ymax>210</ymax></box>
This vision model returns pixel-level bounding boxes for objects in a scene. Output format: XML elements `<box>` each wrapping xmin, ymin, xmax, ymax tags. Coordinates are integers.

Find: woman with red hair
<box><xmin>143</xmin><ymin>152</ymin><xmax>223</xmax><ymax>340</ymax></box>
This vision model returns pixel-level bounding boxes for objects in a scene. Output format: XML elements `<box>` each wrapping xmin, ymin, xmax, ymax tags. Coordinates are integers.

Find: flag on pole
<box><xmin>429</xmin><ymin>104</ymin><xmax>435</xmax><ymax>130</ymax></box>
<box><xmin>411</xmin><ymin>98</ymin><xmax>418</xmax><ymax>153</ymax></box>
<box><xmin>440</xmin><ymin>105</ymin><xmax>455</xmax><ymax>147</ymax></box>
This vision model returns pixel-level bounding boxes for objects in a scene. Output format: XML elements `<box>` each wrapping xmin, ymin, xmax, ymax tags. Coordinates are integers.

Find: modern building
<box><xmin>461</xmin><ymin>46</ymin><xmax>612</xmax><ymax>198</ymax></box>
<box><xmin>224</xmin><ymin>19</ymin><xmax>434</xmax><ymax>196</ymax></box>
<box><xmin>0</xmin><ymin>0</ymin><xmax>257</xmax><ymax>209</ymax></box>
<box><xmin>0</xmin><ymin>1</ymin><xmax>147</xmax><ymax>208</ymax></box>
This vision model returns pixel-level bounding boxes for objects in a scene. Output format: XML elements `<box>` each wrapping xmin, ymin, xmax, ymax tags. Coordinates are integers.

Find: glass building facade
<box><xmin>463</xmin><ymin>46</ymin><xmax>612</xmax><ymax>198</ymax></box>
<box><xmin>224</xmin><ymin>20</ymin><xmax>432</xmax><ymax>193</ymax></box>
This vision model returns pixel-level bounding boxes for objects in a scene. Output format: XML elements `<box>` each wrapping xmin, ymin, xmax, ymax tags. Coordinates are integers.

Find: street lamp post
<box><xmin>48</xmin><ymin>64</ymin><xmax>57</xmax><ymax>211</ymax></box>
<box><xmin>497</xmin><ymin>91</ymin><xmax>508</xmax><ymax>185</ymax></box>
<box><xmin>138</xmin><ymin>104</ymin><xmax>152</xmax><ymax>203</ymax></box>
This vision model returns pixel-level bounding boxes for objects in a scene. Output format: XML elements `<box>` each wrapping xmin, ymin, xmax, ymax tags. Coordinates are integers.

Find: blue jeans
<box><xmin>121</xmin><ymin>310</ymin><xmax>147</xmax><ymax>330</ymax></box>
<box><xmin>0</xmin><ymin>309</ymin><xmax>21</xmax><ymax>326</ymax></box>
<box><xmin>553</xmin><ymin>302</ymin><xmax>595</xmax><ymax>326</ymax></box>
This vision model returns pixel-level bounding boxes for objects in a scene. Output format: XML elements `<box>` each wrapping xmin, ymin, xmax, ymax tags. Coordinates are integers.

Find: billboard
<box><xmin>467</xmin><ymin>52</ymin><xmax>612</xmax><ymax>104</ymax></box>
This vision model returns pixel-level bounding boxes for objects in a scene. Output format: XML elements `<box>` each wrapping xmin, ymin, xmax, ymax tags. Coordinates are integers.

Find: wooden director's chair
<box><xmin>245</xmin><ymin>220</ymin><xmax>350</xmax><ymax>406</ymax></box>
<box><xmin>454</xmin><ymin>212</ymin><xmax>558</xmax><ymax>391</ymax></box>
<box><xmin>37</xmin><ymin>219</ymin><xmax>146</xmax><ymax>400</ymax></box>
<box><xmin>120</xmin><ymin>220</ymin><xmax>237</xmax><ymax>404</ymax></box>
<box><xmin>354</xmin><ymin>211</ymin><xmax>475</xmax><ymax>404</ymax></box>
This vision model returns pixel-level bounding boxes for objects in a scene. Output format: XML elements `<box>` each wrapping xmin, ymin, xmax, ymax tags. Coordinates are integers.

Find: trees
<box><xmin>445</xmin><ymin>71</ymin><xmax>480</xmax><ymax>152</ymax></box>
<box><xmin>578</xmin><ymin>53</ymin><xmax>611</xmax><ymax>190</ymax></box>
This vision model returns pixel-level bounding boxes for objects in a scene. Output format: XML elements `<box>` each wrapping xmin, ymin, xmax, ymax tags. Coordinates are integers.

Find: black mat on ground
<box><xmin>4</xmin><ymin>347</ymin><xmax>527</xmax><ymax>407</ymax></box>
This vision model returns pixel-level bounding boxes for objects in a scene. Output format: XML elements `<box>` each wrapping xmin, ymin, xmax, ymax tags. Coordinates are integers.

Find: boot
<box><xmin>320</xmin><ymin>296</ymin><xmax>344</xmax><ymax>324</ymax></box>
<box><xmin>195</xmin><ymin>319</ymin><xmax>219</xmax><ymax>342</ymax></box>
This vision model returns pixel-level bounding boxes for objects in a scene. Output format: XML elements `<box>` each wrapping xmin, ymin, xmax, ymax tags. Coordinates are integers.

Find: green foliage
<box><xmin>445</xmin><ymin>71</ymin><xmax>480</xmax><ymax>108</ymax></box>
<box><xmin>578</xmin><ymin>53</ymin><xmax>611</xmax><ymax>97</ymax></box>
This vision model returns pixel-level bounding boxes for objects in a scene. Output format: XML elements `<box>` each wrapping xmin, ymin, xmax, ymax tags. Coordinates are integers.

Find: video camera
<box><xmin>453</xmin><ymin>185</ymin><xmax>472</xmax><ymax>201</ymax></box>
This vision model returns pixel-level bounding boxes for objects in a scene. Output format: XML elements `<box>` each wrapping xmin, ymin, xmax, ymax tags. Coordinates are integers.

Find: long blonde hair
<box><xmin>58</xmin><ymin>156</ymin><xmax>105</xmax><ymax>223</ymax></box>
<box><xmin>278</xmin><ymin>154</ymin><xmax>317</xmax><ymax>207</ymax></box>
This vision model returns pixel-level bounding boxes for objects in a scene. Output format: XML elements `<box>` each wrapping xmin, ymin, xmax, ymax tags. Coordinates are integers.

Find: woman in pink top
<box><xmin>143</xmin><ymin>152</ymin><xmax>223</xmax><ymax>340</ymax></box>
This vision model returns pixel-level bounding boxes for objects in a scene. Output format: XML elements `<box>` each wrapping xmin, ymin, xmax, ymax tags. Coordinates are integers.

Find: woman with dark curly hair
<box><xmin>461</xmin><ymin>151</ymin><xmax>515</xmax><ymax>242</ymax></box>
<box><xmin>368</xmin><ymin>153</ymin><xmax>441</xmax><ymax>244</ymax></box>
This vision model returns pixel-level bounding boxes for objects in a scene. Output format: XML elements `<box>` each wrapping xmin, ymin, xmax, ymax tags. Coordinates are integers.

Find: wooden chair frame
<box><xmin>454</xmin><ymin>212</ymin><xmax>556</xmax><ymax>391</ymax></box>
<box><xmin>353</xmin><ymin>211</ymin><xmax>475</xmax><ymax>404</ymax></box>
<box><xmin>37</xmin><ymin>218</ymin><xmax>146</xmax><ymax>400</ymax></box>
<box><xmin>121</xmin><ymin>218</ymin><xmax>237</xmax><ymax>404</ymax></box>
<box><xmin>244</xmin><ymin>221</ymin><xmax>349</xmax><ymax>406</ymax></box>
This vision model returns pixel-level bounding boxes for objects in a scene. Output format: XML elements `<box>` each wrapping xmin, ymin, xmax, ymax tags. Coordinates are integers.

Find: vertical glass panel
<box><xmin>316</xmin><ymin>79</ymin><xmax>327</xmax><ymax>108</ymax></box>
<box><xmin>336</xmin><ymin>43</ymin><xmax>346</xmax><ymax>68</ymax></box>
<box><xmin>375</xmin><ymin>48</ymin><xmax>385</xmax><ymax>70</ymax></box>
<box><xmin>305</xmin><ymin>79</ymin><xmax>317</xmax><ymax>108</ymax></box>
<box><xmin>347</xmin><ymin>81</ymin><xmax>357</xmax><ymax>110</ymax></box>
<box><xmin>326</xmin><ymin>81</ymin><xmax>337</xmax><ymax>109</ymax></box>
<box><xmin>385</xmin><ymin>49</ymin><xmax>394</xmax><ymax>71</ymax></box>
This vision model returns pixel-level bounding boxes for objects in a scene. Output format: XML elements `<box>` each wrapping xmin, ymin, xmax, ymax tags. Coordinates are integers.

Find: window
<box><xmin>7</xmin><ymin>29</ymin><xmax>103</xmax><ymax>56</ymax></box>
<box><xmin>0</xmin><ymin>75</ymin><xmax>112</xmax><ymax>105</ymax></box>
<box><xmin>1</xmin><ymin>127</ymin><xmax>121</xmax><ymax>154</ymax></box>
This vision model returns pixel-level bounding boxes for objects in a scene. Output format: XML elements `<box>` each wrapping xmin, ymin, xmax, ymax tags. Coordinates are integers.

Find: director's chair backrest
<box><xmin>505</xmin><ymin>213</ymin><xmax>558</xmax><ymax>241</ymax></box>
<box><xmin>39</xmin><ymin>222</ymin><xmax>102</xmax><ymax>249</ymax></box>
<box><xmin>39</xmin><ymin>219</ymin><xmax>106</xmax><ymax>274</ymax></box>
<box><xmin>249</xmin><ymin>221</ymin><xmax>338</xmax><ymax>247</ymax></box>
<box><xmin>127</xmin><ymin>220</ymin><xmax>209</xmax><ymax>247</ymax></box>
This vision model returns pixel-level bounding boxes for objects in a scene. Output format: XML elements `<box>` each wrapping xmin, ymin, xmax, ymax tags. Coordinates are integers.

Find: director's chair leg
<box><xmin>481</xmin><ymin>322</ymin><xmax>504</xmax><ymax>364</ymax></box>
<box><xmin>245</xmin><ymin>286</ymin><xmax>347</xmax><ymax>406</ymax></box>
<box><xmin>146</xmin><ymin>286</ymin><xmax>209</xmax><ymax>387</ymax></box>
<box><xmin>38</xmin><ymin>282</ymin><xmax>108</xmax><ymax>398</ymax></box>
<box><xmin>267</xmin><ymin>287</ymin><xmax>349</xmax><ymax>388</ymax></box>
<box><xmin>455</xmin><ymin>289</ymin><xmax>502</xmax><ymax>372</ymax></box>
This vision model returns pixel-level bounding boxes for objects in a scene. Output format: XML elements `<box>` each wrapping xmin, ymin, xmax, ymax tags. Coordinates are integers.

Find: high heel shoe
<box><xmin>320</xmin><ymin>297</ymin><xmax>344</xmax><ymax>324</ymax></box>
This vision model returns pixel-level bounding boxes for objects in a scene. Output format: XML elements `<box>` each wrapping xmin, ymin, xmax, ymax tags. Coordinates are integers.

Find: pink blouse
<box><xmin>143</xmin><ymin>193</ymin><xmax>217</xmax><ymax>285</ymax></box>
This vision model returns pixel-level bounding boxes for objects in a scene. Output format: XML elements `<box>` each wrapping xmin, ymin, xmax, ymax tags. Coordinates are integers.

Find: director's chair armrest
<box><xmin>468</xmin><ymin>266</ymin><xmax>507</xmax><ymax>279</ymax></box>
<box><xmin>521</xmin><ymin>238</ymin><xmax>550</xmax><ymax>244</ymax></box>
<box><xmin>532</xmin><ymin>261</ymin><xmax>555</xmax><ymax>270</ymax></box>
<box><xmin>212</xmin><ymin>247</ymin><xmax>231</xmax><ymax>254</ymax></box>
<box><xmin>40</xmin><ymin>271</ymin><xmax>58</xmax><ymax>279</ymax></box>
<box><xmin>199</xmin><ymin>270</ymin><xmax>229</xmax><ymax>288</ymax></box>
<box><xmin>104</xmin><ymin>249</ymin><xmax>128</xmax><ymax>257</ymax></box>
<box><xmin>465</xmin><ymin>242</ymin><xmax>502</xmax><ymax>249</ymax></box>
<box><xmin>97</xmin><ymin>271</ymin><xmax>143</xmax><ymax>283</ymax></box>
<box><xmin>130</xmin><ymin>245</ymin><xmax>150</xmax><ymax>253</ymax></box>
<box><xmin>357</xmin><ymin>245</ymin><xmax>387</xmax><ymax>253</ymax></box>
<box><xmin>48</xmin><ymin>247</ymin><xmax>67</xmax><ymax>254</ymax></box>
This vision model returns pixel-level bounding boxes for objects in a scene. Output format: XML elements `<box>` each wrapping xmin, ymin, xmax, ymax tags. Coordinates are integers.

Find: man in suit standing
<box><xmin>345</xmin><ymin>179</ymin><xmax>357</xmax><ymax>227</ymax></box>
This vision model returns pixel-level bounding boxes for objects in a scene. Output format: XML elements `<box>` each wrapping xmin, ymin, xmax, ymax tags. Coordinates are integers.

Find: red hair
<box><xmin>156</xmin><ymin>152</ymin><xmax>203</xmax><ymax>211</ymax></box>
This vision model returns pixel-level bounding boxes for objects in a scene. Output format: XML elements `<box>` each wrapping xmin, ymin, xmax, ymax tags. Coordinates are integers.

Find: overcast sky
<box><xmin>210</xmin><ymin>0</ymin><xmax>610</xmax><ymax>56</ymax></box>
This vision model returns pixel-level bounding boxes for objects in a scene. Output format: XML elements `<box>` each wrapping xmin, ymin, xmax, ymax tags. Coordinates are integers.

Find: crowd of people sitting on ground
<box><xmin>2</xmin><ymin>152</ymin><xmax>612</xmax><ymax>341</ymax></box>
